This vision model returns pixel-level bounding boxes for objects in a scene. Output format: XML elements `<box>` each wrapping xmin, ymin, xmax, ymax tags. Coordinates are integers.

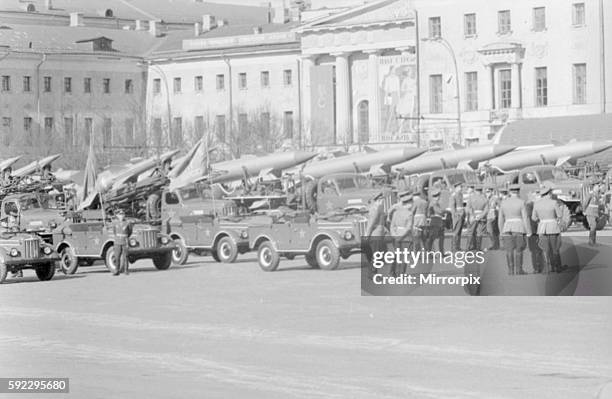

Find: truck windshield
<box><xmin>20</xmin><ymin>197</ymin><xmax>41</xmax><ymax>210</ymax></box>
<box><xmin>537</xmin><ymin>168</ymin><xmax>569</xmax><ymax>181</ymax></box>
<box><xmin>446</xmin><ymin>174</ymin><xmax>466</xmax><ymax>186</ymax></box>
<box><xmin>179</xmin><ymin>187</ymin><xmax>213</xmax><ymax>201</ymax></box>
<box><xmin>335</xmin><ymin>176</ymin><xmax>371</xmax><ymax>191</ymax></box>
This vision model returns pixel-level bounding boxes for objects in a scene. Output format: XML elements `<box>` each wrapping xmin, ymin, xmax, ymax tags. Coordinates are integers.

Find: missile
<box><xmin>391</xmin><ymin>144</ymin><xmax>516</xmax><ymax>175</ymax></box>
<box><xmin>300</xmin><ymin>146</ymin><xmax>426</xmax><ymax>179</ymax></box>
<box><xmin>483</xmin><ymin>141</ymin><xmax>612</xmax><ymax>172</ymax></box>
<box><xmin>0</xmin><ymin>156</ymin><xmax>22</xmax><ymax>172</ymax></box>
<box><xmin>13</xmin><ymin>154</ymin><xmax>62</xmax><ymax>177</ymax></box>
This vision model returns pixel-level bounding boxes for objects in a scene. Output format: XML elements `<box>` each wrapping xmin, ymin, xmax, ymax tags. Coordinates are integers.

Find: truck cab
<box><xmin>0</xmin><ymin>193</ymin><xmax>65</xmax><ymax>242</ymax></box>
<box><xmin>315</xmin><ymin>173</ymin><xmax>394</xmax><ymax>214</ymax></box>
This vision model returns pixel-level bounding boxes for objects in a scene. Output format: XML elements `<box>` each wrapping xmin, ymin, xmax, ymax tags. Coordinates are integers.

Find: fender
<box><xmin>308</xmin><ymin>232</ymin><xmax>340</xmax><ymax>252</ymax></box>
<box><xmin>213</xmin><ymin>229</ymin><xmax>240</xmax><ymax>247</ymax></box>
<box><xmin>251</xmin><ymin>234</ymin><xmax>277</xmax><ymax>251</ymax></box>
<box><xmin>99</xmin><ymin>239</ymin><xmax>115</xmax><ymax>258</ymax></box>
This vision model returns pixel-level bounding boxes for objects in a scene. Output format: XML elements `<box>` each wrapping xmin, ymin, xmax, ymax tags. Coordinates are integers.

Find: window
<box><xmin>283</xmin><ymin>111</ymin><xmax>294</xmax><ymax>139</ymax></box>
<box><xmin>216</xmin><ymin>74</ymin><xmax>225</xmax><ymax>90</ymax></box>
<box><xmin>64</xmin><ymin>77</ymin><xmax>72</xmax><ymax>93</ymax></box>
<box><xmin>573</xmin><ymin>3</ymin><xmax>585</xmax><ymax>26</ymax></box>
<box><xmin>64</xmin><ymin>117</ymin><xmax>73</xmax><ymax>145</ymax></box>
<box><xmin>215</xmin><ymin>115</ymin><xmax>226</xmax><ymax>142</ymax></box>
<box><xmin>573</xmin><ymin>63</ymin><xmax>586</xmax><ymax>104</ymax></box>
<box><xmin>533</xmin><ymin>7</ymin><xmax>546</xmax><ymax>31</ymax></box>
<box><xmin>2</xmin><ymin>117</ymin><xmax>11</xmax><ymax>130</ymax></box>
<box><xmin>283</xmin><ymin>69</ymin><xmax>292</xmax><ymax>86</ymax></box>
<box><xmin>261</xmin><ymin>71</ymin><xmax>270</xmax><ymax>88</ymax></box>
<box><xmin>84</xmin><ymin>77</ymin><xmax>91</xmax><ymax>93</ymax></box>
<box><xmin>194</xmin><ymin>76</ymin><xmax>203</xmax><ymax>92</ymax></box>
<box><xmin>535</xmin><ymin>67</ymin><xmax>548</xmax><ymax>107</ymax></box>
<box><xmin>44</xmin><ymin>117</ymin><xmax>54</xmax><ymax>135</ymax></box>
<box><xmin>172</xmin><ymin>117</ymin><xmax>182</xmax><ymax>146</ymax></box>
<box><xmin>24</xmin><ymin>117</ymin><xmax>32</xmax><ymax>132</ymax></box>
<box><xmin>43</xmin><ymin>76</ymin><xmax>52</xmax><ymax>92</ymax></box>
<box><xmin>103</xmin><ymin>118</ymin><xmax>112</xmax><ymax>147</ymax></box>
<box><xmin>358</xmin><ymin>100</ymin><xmax>369</xmax><ymax>143</ymax></box>
<box><xmin>429</xmin><ymin>74</ymin><xmax>443</xmax><ymax>114</ymax></box>
<box><xmin>23</xmin><ymin>76</ymin><xmax>31</xmax><ymax>92</ymax></box>
<box><xmin>465</xmin><ymin>72</ymin><xmax>478</xmax><ymax>111</ymax></box>
<box><xmin>1</xmin><ymin>76</ymin><xmax>10</xmax><ymax>92</ymax></box>
<box><xmin>238</xmin><ymin>73</ymin><xmax>247</xmax><ymax>89</ymax></box>
<box><xmin>103</xmin><ymin>78</ymin><xmax>110</xmax><ymax>94</ymax></box>
<box><xmin>84</xmin><ymin>117</ymin><xmax>93</xmax><ymax>146</ymax></box>
<box><xmin>464</xmin><ymin>13</ymin><xmax>476</xmax><ymax>36</ymax></box>
<box><xmin>499</xmin><ymin>69</ymin><xmax>512</xmax><ymax>109</ymax></box>
<box><xmin>173</xmin><ymin>77</ymin><xmax>181</xmax><ymax>94</ymax></box>
<box><xmin>194</xmin><ymin>116</ymin><xmax>204</xmax><ymax>138</ymax></box>
<box><xmin>238</xmin><ymin>113</ymin><xmax>248</xmax><ymax>134</ymax></box>
<box><xmin>125</xmin><ymin>118</ymin><xmax>134</xmax><ymax>145</ymax></box>
<box><xmin>153</xmin><ymin>78</ymin><xmax>161</xmax><ymax>94</ymax></box>
<box><xmin>428</xmin><ymin>16</ymin><xmax>441</xmax><ymax>38</ymax></box>
<box><xmin>1</xmin><ymin>117</ymin><xmax>10</xmax><ymax>145</ymax></box>
<box><xmin>124</xmin><ymin>79</ymin><xmax>133</xmax><ymax>94</ymax></box>
<box><xmin>498</xmin><ymin>10</ymin><xmax>511</xmax><ymax>34</ymax></box>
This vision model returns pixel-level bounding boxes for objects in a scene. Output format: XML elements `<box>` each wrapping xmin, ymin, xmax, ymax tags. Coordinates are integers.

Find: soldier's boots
<box><xmin>515</xmin><ymin>252</ymin><xmax>526</xmax><ymax>275</ymax></box>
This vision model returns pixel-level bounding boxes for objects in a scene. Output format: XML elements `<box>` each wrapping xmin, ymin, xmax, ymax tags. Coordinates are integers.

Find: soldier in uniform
<box><xmin>583</xmin><ymin>184</ymin><xmax>603</xmax><ymax>246</ymax></box>
<box><xmin>498</xmin><ymin>184</ymin><xmax>532</xmax><ymax>275</ymax></box>
<box><xmin>525</xmin><ymin>190</ymin><xmax>544</xmax><ymax>273</ymax></box>
<box><xmin>449</xmin><ymin>182</ymin><xmax>465</xmax><ymax>251</ymax></box>
<box><xmin>1</xmin><ymin>167</ymin><xmax>12</xmax><ymax>187</ymax></box>
<box><xmin>484</xmin><ymin>184</ymin><xmax>500</xmax><ymax>250</ymax></box>
<box><xmin>411</xmin><ymin>190</ymin><xmax>428</xmax><ymax>251</ymax></box>
<box><xmin>365</xmin><ymin>192</ymin><xmax>387</xmax><ymax>275</ymax></box>
<box><xmin>390</xmin><ymin>191</ymin><xmax>413</xmax><ymax>276</ymax></box>
<box><xmin>427</xmin><ymin>188</ymin><xmax>445</xmax><ymax>252</ymax></box>
<box><xmin>2</xmin><ymin>208</ymin><xmax>22</xmax><ymax>278</ymax></box>
<box><xmin>532</xmin><ymin>183</ymin><xmax>562</xmax><ymax>273</ymax></box>
<box><xmin>465</xmin><ymin>184</ymin><xmax>489</xmax><ymax>251</ymax></box>
<box><xmin>112</xmin><ymin>209</ymin><xmax>133</xmax><ymax>276</ymax></box>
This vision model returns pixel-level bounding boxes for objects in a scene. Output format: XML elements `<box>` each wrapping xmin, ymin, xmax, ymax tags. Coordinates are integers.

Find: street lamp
<box><xmin>421</xmin><ymin>36</ymin><xmax>462</xmax><ymax>145</ymax></box>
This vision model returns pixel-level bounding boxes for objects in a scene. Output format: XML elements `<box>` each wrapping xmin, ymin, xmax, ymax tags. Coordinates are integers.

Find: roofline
<box><xmin>1</xmin><ymin>48</ymin><xmax>146</xmax><ymax>60</ymax></box>
<box><xmin>147</xmin><ymin>43</ymin><xmax>300</xmax><ymax>63</ymax></box>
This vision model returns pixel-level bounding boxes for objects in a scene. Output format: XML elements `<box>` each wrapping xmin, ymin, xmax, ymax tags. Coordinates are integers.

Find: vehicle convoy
<box><xmin>52</xmin><ymin>209</ymin><xmax>175</xmax><ymax>275</ymax></box>
<box><xmin>248</xmin><ymin>210</ymin><xmax>368</xmax><ymax>272</ymax></box>
<box><xmin>0</xmin><ymin>228</ymin><xmax>59</xmax><ymax>284</ymax></box>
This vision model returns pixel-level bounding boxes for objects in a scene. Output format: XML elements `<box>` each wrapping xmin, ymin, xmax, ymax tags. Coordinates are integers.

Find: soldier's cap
<box><xmin>399</xmin><ymin>191</ymin><xmax>413</xmax><ymax>203</ymax></box>
<box><xmin>430</xmin><ymin>188</ymin><xmax>441</xmax><ymax>197</ymax></box>
<box><xmin>539</xmin><ymin>182</ymin><xmax>554</xmax><ymax>196</ymax></box>
<box><xmin>509</xmin><ymin>184</ymin><xmax>521</xmax><ymax>192</ymax></box>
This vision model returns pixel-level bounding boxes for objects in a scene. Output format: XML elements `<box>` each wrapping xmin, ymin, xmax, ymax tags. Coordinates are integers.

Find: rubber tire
<box><xmin>315</xmin><ymin>239</ymin><xmax>340</xmax><ymax>271</ymax></box>
<box><xmin>211</xmin><ymin>250</ymin><xmax>220</xmax><ymax>262</ymax></box>
<box><xmin>104</xmin><ymin>246</ymin><xmax>119</xmax><ymax>275</ymax></box>
<box><xmin>257</xmin><ymin>241</ymin><xmax>280</xmax><ymax>272</ymax></box>
<box><xmin>305</xmin><ymin>253</ymin><xmax>319</xmax><ymax>269</ymax></box>
<box><xmin>60</xmin><ymin>246</ymin><xmax>79</xmax><ymax>275</ymax></box>
<box><xmin>0</xmin><ymin>260</ymin><xmax>7</xmax><ymax>284</ymax></box>
<box><xmin>216</xmin><ymin>236</ymin><xmax>238</xmax><ymax>263</ymax></box>
<box><xmin>172</xmin><ymin>238</ymin><xmax>189</xmax><ymax>265</ymax></box>
<box><xmin>153</xmin><ymin>252</ymin><xmax>172</xmax><ymax>270</ymax></box>
<box><xmin>35</xmin><ymin>262</ymin><xmax>56</xmax><ymax>281</ymax></box>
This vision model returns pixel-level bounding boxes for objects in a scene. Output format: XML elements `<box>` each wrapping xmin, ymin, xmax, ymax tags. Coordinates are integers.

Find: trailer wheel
<box><xmin>216</xmin><ymin>236</ymin><xmax>238</xmax><ymax>263</ymax></box>
<box><xmin>0</xmin><ymin>260</ymin><xmax>7</xmax><ymax>284</ymax></box>
<box><xmin>305</xmin><ymin>253</ymin><xmax>319</xmax><ymax>269</ymax></box>
<box><xmin>60</xmin><ymin>246</ymin><xmax>79</xmax><ymax>275</ymax></box>
<box><xmin>258</xmin><ymin>241</ymin><xmax>279</xmax><ymax>272</ymax></box>
<box><xmin>315</xmin><ymin>239</ymin><xmax>340</xmax><ymax>271</ymax></box>
<box><xmin>104</xmin><ymin>246</ymin><xmax>119</xmax><ymax>275</ymax></box>
<box><xmin>172</xmin><ymin>238</ymin><xmax>189</xmax><ymax>265</ymax></box>
<box><xmin>35</xmin><ymin>262</ymin><xmax>56</xmax><ymax>281</ymax></box>
<box><xmin>153</xmin><ymin>252</ymin><xmax>172</xmax><ymax>270</ymax></box>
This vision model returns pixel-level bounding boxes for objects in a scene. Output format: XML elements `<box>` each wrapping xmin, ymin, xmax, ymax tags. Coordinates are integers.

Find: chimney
<box><xmin>272</xmin><ymin>6</ymin><xmax>289</xmax><ymax>24</ymax></box>
<box><xmin>202</xmin><ymin>15</ymin><xmax>216</xmax><ymax>32</ymax></box>
<box><xmin>149</xmin><ymin>20</ymin><xmax>159</xmax><ymax>36</ymax></box>
<box><xmin>135</xmin><ymin>20</ymin><xmax>145</xmax><ymax>30</ymax></box>
<box><xmin>45</xmin><ymin>0</ymin><xmax>52</xmax><ymax>10</ymax></box>
<box><xmin>194</xmin><ymin>22</ymin><xmax>201</xmax><ymax>36</ymax></box>
<box><xmin>253</xmin><ymin>26</ymin><xmax>262</xmax><ymax>34</ymax></box>
<box><xmin>69</xmin><ymin>12</ymin><xmax>83</xmax><ymax>27</ymax></box>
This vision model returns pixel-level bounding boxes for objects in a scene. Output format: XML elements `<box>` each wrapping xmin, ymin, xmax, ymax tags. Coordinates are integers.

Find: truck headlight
<box><xmin>160</xmin><ymin>236</ymin><xmax>169</xmax><ymax>245</ymax></box>
<box><xmin>10</xmin><ymin>248</ymin><xmax>19</xmax><ymax>257</ymax></box>
<box><xmin>129</xmin><ymin>238</ymin><xmax>138</xmax><ymax>247</ymax></box>
<box><xmin>43</xmin><ymin>246</ymin><xmax>52</xmax><ymax>255</ymax></box>
<box><xmin>240</xmin><ymin>230</ymin><xmax>248</xmax><ymax>239</ymax></box>
<box><xmin>344</xmin><ymin>231</ymin><xmax>354</xmax><ymax>241</ymax></box>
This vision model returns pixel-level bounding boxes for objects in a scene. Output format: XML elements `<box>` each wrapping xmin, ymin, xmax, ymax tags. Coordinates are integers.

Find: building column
<box><xmin>511</xmin><ymin>62</ymin><xmax>521</xmax><ymax>109</ymax></box>
<box><xmin>364</xmin><ymin>50</ymin><xmax>381</xmax><ymax>143</ymax></box>
<box><xmin>483</xmin><ymin>64</ymin><xmax>493</xmax><ymax>111</ymax></box>
<box><xmin>300</xmin><ymin>55</ymin><xmax>316</xmax><ymax>146</ymax></box>
<box><xmin>332</xmin><ymin>52</ymin><xmax>351</xmax><ymax>145</ymax></box>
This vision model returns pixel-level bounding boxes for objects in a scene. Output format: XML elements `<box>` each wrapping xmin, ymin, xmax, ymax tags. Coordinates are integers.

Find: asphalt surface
<box><xmin>1</xmin><ymin>255</ymin><xmax>611</xmax><ymax>399</ymax></box>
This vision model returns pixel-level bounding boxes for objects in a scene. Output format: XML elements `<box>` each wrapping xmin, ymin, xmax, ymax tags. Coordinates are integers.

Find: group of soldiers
<box><xmin>364</xmin><ymin>179</ymin><xmax>607</xmax><ymax>276</ymax></box>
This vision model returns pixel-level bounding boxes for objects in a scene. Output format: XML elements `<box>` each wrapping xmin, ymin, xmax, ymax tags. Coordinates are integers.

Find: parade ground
<box><xmin>1</xmin><ymin>254</ymin><xmax>611</xmax><ymax>399</ymax></box>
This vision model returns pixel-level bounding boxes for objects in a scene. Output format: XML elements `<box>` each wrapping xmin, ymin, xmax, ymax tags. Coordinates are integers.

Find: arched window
<box><xmin>105</xmin><ymin>9</ymin><xmax>114</xmax><ymax>17</ymax></box>
<box><xmin>358</xmin><ymin>100</ymin><xmax>369</xmax><ymax>143</ymax></box>
<box><xmin>27</xmin><ymin>4</ymin><xmax>36</xmax><ymax>12</ymax></box>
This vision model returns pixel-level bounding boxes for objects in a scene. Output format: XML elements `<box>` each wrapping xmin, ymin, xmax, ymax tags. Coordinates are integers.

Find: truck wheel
<box><xmin>35</xmin><ymin>262</ymin><xmax>56</xmax><ymax>281</ymax></box>
<box><xmin>258</xmin><ymin>241</ymin><xmax>279</xmax><ymax>272</ymax></box>
<box><xmin>153</xmin><ymin>252</ymin><xmax>172</xmax><ymax>270</ymax></box>
<box><xmin>172</xmin><ymin>238</ymin><xmax>189</xmax><ymax>265</ymax></box>
<box><xmin>211</xmin><ymin>250</ymin><xmax>220</xmax><ymax>262</ymax></box>
<box><xmin>0</xmin><ymin>260</ymin><xmax>7</xmax><ymax>283</ymax></box>
<box><xmin>104</xmin><ymin>246</ymin><xmax>119</xmax><ymax>275</ymax></box>
<box><xmin>216</xmin><ymin>236</ymin><xmax>238</xmax><ymax>263</ymax></box>
<box><xmin>60</xmin><ymin>247</ymin><xmax>79</xmax><ymax>275</ymax></box>
<box><xmin>315</xmin><ymin>239</ymin><xmax>340</xmax><ymax>271</ymax></box>
<box><xmin>305</xmin><ymin>253</ymin><xmax>319</xmax><ymax>269</ymax></box>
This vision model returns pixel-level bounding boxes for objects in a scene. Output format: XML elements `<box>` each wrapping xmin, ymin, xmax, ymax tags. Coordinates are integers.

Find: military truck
<box><xmin>52</xmin><ymin>209</ymin><xmax>175</xmax><ymax>275</ymax></box>
<box><xmin>248</xmin><ymin>210</ymin><xmax>368</xmax><ymax>272</ymax></box>
<box><xmin>0</xmin><ymin>229</ymin><xmax>59</xmax><ymax>284</ymax></box>
<box><xmin>0</xmin><ymin>193</ymin><xmax>65</xmax><ymax>242</ymax></box>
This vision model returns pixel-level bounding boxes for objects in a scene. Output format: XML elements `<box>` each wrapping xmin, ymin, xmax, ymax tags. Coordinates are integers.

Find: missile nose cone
<box><xmin>403</xmin><ymin>146</ymin><xmax>427</xmax><ymax>159</ymax></box>
<box><xmin>293</xmin><ymin>151</ymin><xmax>318</xmax><ymax>164</ymax></box>
<box><xmin>592</xmin><ymin>141</ymin><xmax>612</xmax><ymax>154</ymax></box>
<box><xmin>492</xmin><ymin>144</ymin><xmax>516</xmax><ymax>157</ymax></box>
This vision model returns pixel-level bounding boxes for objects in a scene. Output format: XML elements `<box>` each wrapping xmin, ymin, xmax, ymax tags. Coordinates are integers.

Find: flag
<box><xmin>80</xmin><ymin>142</ymin><xmax>98</xmax><ymax>204</ymax></box>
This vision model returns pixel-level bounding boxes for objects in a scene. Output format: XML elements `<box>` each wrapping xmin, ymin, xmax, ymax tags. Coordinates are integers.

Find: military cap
<box><xmin>539</xmin><ymin>182</ymin><xmax>553</xmax><ymax>196</ymax></box>
<box><xmin>399</xmin><ymin>191</ymin><xmax>413</xmax><ymax>203</ymax></box>
<box><xmin>509</xmin><ymin>184</ymin><xmax>521</xmax><ymax>192</ymax></box>
<box><xmin>430</xmin><ymin>188</ymin><xmax>441</xmax><ymax>197</ymax></box>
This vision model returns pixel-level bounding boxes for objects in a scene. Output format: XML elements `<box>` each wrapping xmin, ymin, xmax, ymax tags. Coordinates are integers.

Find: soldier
<box><xmin>525</xmin><ymin>189</ymin><xmax>544</xmax><ymax>273</ymax></box>
<box><xmin>365</xmin><ymin>192</ymin><xmax>387</xmax><ymax>275</ymax></box>
<box><xmin>449</xmin><ymin>182</ymin><xmax>465</xmax><ymax>251</ymax></box>
<box><xmin>485</xmin><ymin>184</ymin><xmax>500</xmax><ymax>250</ymax></box>
<box><xmin>498</xmin><ymin>184</ymin><xmax>532</xmax><ymax>275</ymax></box>
<box><xmin>583</xmin><ymin>184</ymin><xmax>603</xmax><ymax>246</ymax></box>
<box><xmin>465</xmin><ymin>184</ymin><xmax>489</xmax><ymax>252</ymax></box>
<box><xmin>411</xmin><ymin>190</ymin><xmax>428</xmax><ymax>251</ymax></box>
<box><xmin>427</xmin><ymin>188</ymin><xmax>445</xmax><ymax>252</ymax></box>
<box><xmin>2</xmin><ymin>208</ymin><xmax>22</xmax><ymax>278</ymax></box>
<box><xmin>1</xmin><ymin>167</ymin><xmax>12</xmax><ymax>187</ymax></box>
<box><xmin>390</xmin><ymin>191</ymin><xmax>413</xmax><ymax>276</ymax></box>
<box><xmin>41</xmin><ymin>164</ymin><xmax>54</xmax><ymax>181</ymax></box>
<box><xmin>532</xmin><ymin>183</ymin><xmax>562</xmax><ymax>273</ymax></box>
<box><xmin>112</xmin><ymin>209</ymin><xmax>133</xmax><ymax>276</ymax></box>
